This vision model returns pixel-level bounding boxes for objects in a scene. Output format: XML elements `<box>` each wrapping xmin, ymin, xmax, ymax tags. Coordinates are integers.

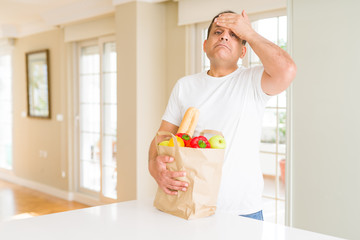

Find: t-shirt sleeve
<box><xmin>251</xmin><ymin>65</ymin><xmax>272</xmax><ymax>105</ymax></box>
<box><xmin>161</xmin><ymin>81</ymin><xmax>182</xmax><ymax>127</ymax></box>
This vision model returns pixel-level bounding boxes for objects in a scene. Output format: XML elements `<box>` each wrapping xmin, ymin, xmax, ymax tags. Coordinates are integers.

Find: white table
<box><xmin>0</xmin><ymin>199</ymin><xmax>343</xmax><ymax>240</ymax></box>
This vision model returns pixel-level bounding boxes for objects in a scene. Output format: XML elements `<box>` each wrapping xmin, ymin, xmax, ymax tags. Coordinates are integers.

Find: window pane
<box><xmin>262</xmin><ymin>197</ymin><xmax>276</xmax><ymax>223</ymax></box>
<box><xmin>266</xmin><ymin>96</ymin><xmax>278</xmax><ymax>108</ymax></box>
<box><xmin>0</xmin><ymin>144</ymin><xmax>12</xmax><ymax>169</ymax></box>
<box><xmin>277</xmin><ymin>200</ymin><xmax>285</xmax><ymax>225</ymax></box>
<box><xmin>80</xmin><ymin>132</ymin><xmax>100</xmax><ymax>191</ymax></box>
<box><xmin>102</xmin><ymin>165</ymin><xmax>117</xmax><ymax>199</ymax></box>
<box><xmin>102</xmin><ymin>135</ymin><xmax>116</xmax><ymax>166</ymax></box>
<box><xmin>249</xmin><ymin>44</ymin><xmax>260</xmax><ymax>65</ymax></box>
<box><xmin>278</xmin><ymin>109</ymin><xmax>286</xmax><ymax>153</ymax></box>
<box><xmin>80</xmin><ymin>75</ymin><xmax>100</xmax><ymax>103</ymax></box>
<box><xmin>103</xmin><ymin>42</ymin><xmax>117</xmax><ymax>73</ymax></box>
<box><xmin>80</xmin><ymin>103</ymin><xmax>100</xmax><ymax>133</ymax></box>
<box><xmin>0</xmin><ymin>124</ymin><xmax>12</xmax><ymax>144</ymax></box>
<box><xmin>279</xmin><ymin>16</ymin><xmax>287</xmax><ymax>50</ymax></box>
<box><xmin>80</xmin><ymin>133</ymin><xmax>100</xmax><ymax>162</ymax></box>
<box><xmin>201</xmin><ymin>29</ymin><xmax>210</xmax><ymax>71</ymax></box>
<box><xmin>260</xmin><ymin>153</ymin><xmax>277</xmax><ymax>177</ymax></box>
<box><xmin>258</xmin><ymin>17</ymin><xmax>278</xmax><ymax>44</ymax></box>
<box><xmin>103</xmin><ymin>73</ymin><xmax>117</xmax><ymax>104</ymax></box>
<box><xmin>278</xmin><ymin>155</ymin><xmax>286</xmax><ymax>200</ymax></box>
<box><xmin>103</xmin><ymin>104</ymin><xmax>117</xmax><ymax>135</ymax></box>
<box><xmin>0</xmin><ymin>146</ymin><xmax>6</xmax><ymax>168</ymax></box>
<box><xmin>0</xmin><ymin>102</ymin><xmax>12</xmax><ymax>124</ymax></box>
<box><xmin>80</xmin><ymin>160</ymin><xmax>100</xmax><ymax>192</ymax></box>
<box><xmin>81</xmin><ymin>46</ymin><xmax>100</xmax><ymax>74</ymax></box>
<box><xmin>0</xmin><ymin>80</ymin><xmax>11</xmax><ymax>101</ymax></box>
<box><xmin>237</xmin><ymin>58</ymin><xmax>242</xmax><ymax>67</ymax></box>
<box><xmin>278</xmin><ymin>91</ymin><xmax>287</xmax><ymax>108</ymax></box>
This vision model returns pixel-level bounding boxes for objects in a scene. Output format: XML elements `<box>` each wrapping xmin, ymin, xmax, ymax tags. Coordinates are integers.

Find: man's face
<box><xmin>203</xmin><ymin>24</ymin><xmax>246</xmax><ymax>64</ymax></box>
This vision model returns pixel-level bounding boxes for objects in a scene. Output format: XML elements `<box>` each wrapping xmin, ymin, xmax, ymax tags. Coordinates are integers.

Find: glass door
<box><xmin>77</xmin><ymin>37</ymin><xmax>117</xmax><ymax>202</ymax></box>
<box><xmin>0</xmin><ymin>51</ymin><xmax>13</xmax><ymax>170</ymax></box>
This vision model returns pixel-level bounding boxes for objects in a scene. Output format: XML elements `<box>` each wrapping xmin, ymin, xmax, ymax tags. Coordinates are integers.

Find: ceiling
<box><xmin>0</xmin><ymin>0</ymin><xmax>166</xmax><ymax>38</ymax></box>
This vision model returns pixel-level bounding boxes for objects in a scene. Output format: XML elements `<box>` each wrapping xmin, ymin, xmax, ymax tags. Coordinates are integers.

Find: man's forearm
<box><xmin>149</xmin><ymin>138</ymin><xmax>157</xmax><ymax>161</ymax></box>
<box><xmin>246</xmin><ymin>31</ymin><xmax>296</xmax><ymax>80</ymax></box>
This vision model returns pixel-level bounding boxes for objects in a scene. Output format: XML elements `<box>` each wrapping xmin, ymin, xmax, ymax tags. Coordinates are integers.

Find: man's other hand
<box><xmin>149</xmin><ymin>155</ymin><xmax>188</xmax><ymax>195</ymax></box>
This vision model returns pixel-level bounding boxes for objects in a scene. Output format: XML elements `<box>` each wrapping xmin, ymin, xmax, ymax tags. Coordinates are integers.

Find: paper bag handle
<box><xmin>155</xmin><ymin>131</ymin><xmax>180</xmax><ymax>154</ymax></box>
<box><xmin>200</xmin><ymin>129</ymin><xmax>224</xmax><ymax>137</ymax></box>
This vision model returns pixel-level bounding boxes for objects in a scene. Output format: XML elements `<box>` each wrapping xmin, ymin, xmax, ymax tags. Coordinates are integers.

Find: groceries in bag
<box><xmin>153</xmin><ymin>107</ymin><xmax>226</xmax><ymax>220</ymax></box>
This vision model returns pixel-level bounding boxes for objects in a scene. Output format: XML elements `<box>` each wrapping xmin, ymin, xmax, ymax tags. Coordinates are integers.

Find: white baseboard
<box><xmin>72</xmin><ymin>192</ymin><xmax>103</xmax><ymax>206</ymax></box>
<box><xmin>0</xmin><ymin>171</ymin><xmax>101</xmax><ymax>207</ymax></box>
<box><xmin>0</xmin><ymin>171</ymin><xmax>72</xmax><ymax>201</ymax></box>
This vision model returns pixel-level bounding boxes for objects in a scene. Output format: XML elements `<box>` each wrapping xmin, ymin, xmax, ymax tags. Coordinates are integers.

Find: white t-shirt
<box><xmin>162</xmin><ymin>66</ymin><xmax>271</xmax><ymax>215</ymax></box>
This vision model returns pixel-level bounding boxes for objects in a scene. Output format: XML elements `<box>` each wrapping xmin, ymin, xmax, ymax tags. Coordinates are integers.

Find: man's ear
<box><xmin>240</xmin><ymin>45</ymin><xmax>247</xmax><ymax>58</ymax></box>
<box><xmin>203</xmin><ymin>40</ymin><xmax>207</xmax><ymax>53</ymax></box>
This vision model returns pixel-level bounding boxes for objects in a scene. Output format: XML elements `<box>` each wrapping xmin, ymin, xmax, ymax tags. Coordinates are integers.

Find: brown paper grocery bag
<box><xmin>153</xmin><ymin>130</ymin><xmax>225</xmax><ymax>220</ymax></box>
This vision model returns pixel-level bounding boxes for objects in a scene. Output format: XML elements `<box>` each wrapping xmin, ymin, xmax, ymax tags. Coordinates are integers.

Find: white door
<box><xmin>76</xmin><ymin>37</ymin><xmax>117</xmax><ymax>202</ymax></box>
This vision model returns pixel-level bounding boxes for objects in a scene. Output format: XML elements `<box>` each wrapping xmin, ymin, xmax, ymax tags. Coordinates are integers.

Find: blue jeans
<box><xmin>239</xmin><ymin>210</ymin><xmax>264</xmax><ymax>221</ymax></box>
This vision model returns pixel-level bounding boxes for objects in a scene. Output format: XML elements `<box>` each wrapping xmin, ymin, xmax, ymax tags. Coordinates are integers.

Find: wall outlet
<box><xmin>56</xmin><ymin>114</ymin><xmax>64</xmax><ymax>122</ymax></box>
<box><xmin>39</xmin><ymin>150</ymin><xmax>48</xmax><ymax>158</ymax></box>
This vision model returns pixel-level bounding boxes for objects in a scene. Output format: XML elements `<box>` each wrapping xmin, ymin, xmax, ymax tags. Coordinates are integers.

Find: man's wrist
<box><xmin>243</xmin><ymin>29</ymin><xmax>258</xmax><ymax>44</ymax></box>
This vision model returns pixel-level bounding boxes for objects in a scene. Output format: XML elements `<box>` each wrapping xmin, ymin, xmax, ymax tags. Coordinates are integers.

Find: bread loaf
<box><xmin>177</xmin><ymin>107</ymin><xmax>199</xmax><ymax>137</ymax></box>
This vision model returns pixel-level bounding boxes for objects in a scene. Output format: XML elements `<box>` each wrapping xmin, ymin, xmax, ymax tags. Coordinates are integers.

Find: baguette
<box><xmin>177</xmin><ymin>107</ymin><xmax>199</xmax><ymax>137</ymax></box>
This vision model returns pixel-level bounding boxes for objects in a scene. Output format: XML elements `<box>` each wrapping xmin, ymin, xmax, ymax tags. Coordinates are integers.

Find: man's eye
<box><xmin>230</xmin><ymin>32</ymin><xmax>239</xmax><ymax>39</ymax></box>
<box><xmin>215</xmin><ymin>31</ymin><xmax>222</xmax><ymax>35</ymax></box>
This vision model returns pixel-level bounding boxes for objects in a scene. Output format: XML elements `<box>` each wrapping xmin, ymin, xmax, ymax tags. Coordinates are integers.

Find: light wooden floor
<box><xmin>0</xmin><ymin>179</ymin><xmax>89</xmax><ymax>222</ymax></box>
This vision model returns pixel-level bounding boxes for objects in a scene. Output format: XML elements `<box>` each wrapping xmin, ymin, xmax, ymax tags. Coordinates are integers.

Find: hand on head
<box><xmin>214</xmin><ymin>10</ymin><xmax>254</xmax><ymax>44</ymax></box>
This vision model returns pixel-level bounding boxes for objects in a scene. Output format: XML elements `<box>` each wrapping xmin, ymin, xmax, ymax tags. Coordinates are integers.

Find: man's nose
<box><xmin>220</xmin><ymin>33</ymin><xmax>229</xmax><ymax>41</ymax></box>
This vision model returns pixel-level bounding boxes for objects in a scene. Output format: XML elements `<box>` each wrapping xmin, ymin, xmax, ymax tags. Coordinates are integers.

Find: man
<box><xmin>148</xmin><ymin>10</ymin><xmax>296</xmax><ymax>220</ymax></box>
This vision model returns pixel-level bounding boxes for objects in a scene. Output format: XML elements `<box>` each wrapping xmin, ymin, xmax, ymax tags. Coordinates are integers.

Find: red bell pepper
<box><xmin>176</xmin><ymin>133</ymin><xmax>192</xmax><ymax>147</ymax></box>
<box><xmin>190</xmin><ymin>136</ymin><xmax>211</xmax><ymax>148</ymax></box>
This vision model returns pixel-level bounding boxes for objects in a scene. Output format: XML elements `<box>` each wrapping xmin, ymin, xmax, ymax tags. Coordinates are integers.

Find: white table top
<box><xmin>0</xmin><ymin>199</ymin><xmax>343</xmax><ymax>240</ymax></box>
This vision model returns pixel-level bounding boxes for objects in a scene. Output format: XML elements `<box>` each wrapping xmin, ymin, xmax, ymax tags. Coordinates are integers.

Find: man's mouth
<box><xmin>214</xmin><ymin>43</ymin><xmax>231</xmax><ymax>51</ymax></box>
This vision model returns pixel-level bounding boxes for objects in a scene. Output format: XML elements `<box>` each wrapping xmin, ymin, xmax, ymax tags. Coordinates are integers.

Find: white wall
<box><xmin>115</xmin><ymin>1</ymin><xmax>168</xmax><ymax>201</ymax></box>
<box><xmin>136</xmin><ymin>2</ymin><xmax>167</xmax><ymax>200</ymax></box>
<box><xmin>290</xmin><ymin>0</ymin><xmax>360</xmax><ymax>239</ymax></box>
<box><xmin>64</xmin><ymin>15</ymin><xmax>115</xmax><ymax>42</ymax></box>
<box><xmin>178</xmin><ymin>0</ymin><xmax>286</xmax><ymax>25</ymax></box>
